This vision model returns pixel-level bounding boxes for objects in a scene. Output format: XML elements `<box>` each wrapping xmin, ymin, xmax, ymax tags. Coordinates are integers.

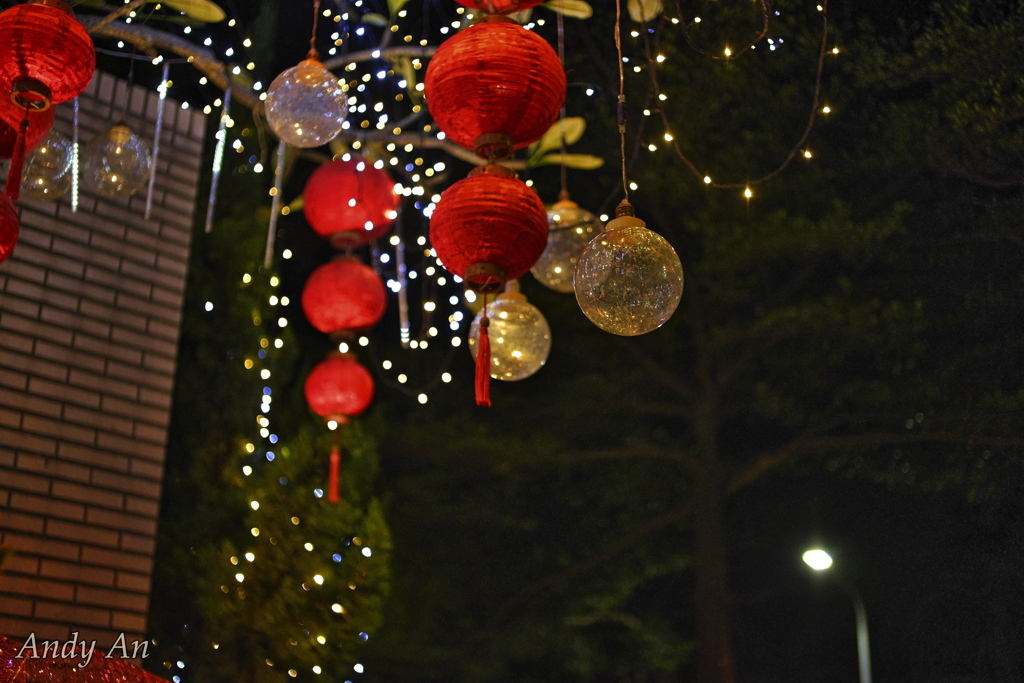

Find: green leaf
<box><xmin>543</xmin><ymin>0</ymin><xmax>593</xmax><ymax>19</ymax></box>
<box><xmin>530</xmin><ymin>117</ymin><xmax>587</xmax><ymax>164</ymax></box>
<box><xmin>530</xmin><ymin>153</ymin><xmax>604</xmax><ymax>169</ymax></box>
<box><xmin>627</xmin><ymin>0</ymin><xmax>662</xmax><ymax>23</ymax></box>
<box><xmin>387</xmin><ymin>0</ymin><xmax>412</xmax><ymax>16</ymax></box>
<box><xmin>157</xmin><ymin>0</ymin><xmax>226</xmax><ymax>23</ymax></box>
<box><xmin>361</xmin><ymin>12</ymin><xmax>389</xmax><ymax>26</ymax></box>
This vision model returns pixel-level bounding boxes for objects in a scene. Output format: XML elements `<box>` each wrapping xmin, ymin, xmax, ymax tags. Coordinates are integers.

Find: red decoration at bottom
<box><xmin>327</xmin><ymin>443</ymin><xmax>341</xmax><ymax>504</ymax></box>
<box><xmin>475</xmin><ymin>313</ymin><xmax>491</xmax><ymax>407</ymax></box>
<box><xmin>0</xmin><ymin>634</ymin><xmax>170</xmax><ymax>683</ymax></box>
<box><xmin>1</xmin><ymin>190</ymin><xmax>19</xmax><ymax>265</ymax></box>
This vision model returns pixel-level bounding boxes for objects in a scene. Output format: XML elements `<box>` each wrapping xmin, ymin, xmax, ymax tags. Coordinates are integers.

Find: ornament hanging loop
<box><xmin>464</xmin><ymin>262</ymin><xmax>506</xmax><ymax>294</ymax></box>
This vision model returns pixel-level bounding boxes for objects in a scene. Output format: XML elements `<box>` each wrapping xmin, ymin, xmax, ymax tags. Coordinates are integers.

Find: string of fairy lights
<box><xmin>69</xmin><ymin>0</ymin><xmax>842</xmax><ymax>678</ymax></box>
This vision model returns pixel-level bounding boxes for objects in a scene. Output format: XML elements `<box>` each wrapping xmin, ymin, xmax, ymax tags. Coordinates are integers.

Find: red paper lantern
<box><xmin>303</xmin><ymin>157</ymin><xmax>399</xmax><ymax>248</ymax></box>
<box><xmin>453</xmin><ymin>0</ymin><xmax>545</xmax><ymax>14</ymax></box>
<box><xmin>0</xmin><ymin>94</ymin><xmax>54</xmax><ymax>159</ymax></box>
<box><xmin>302</xmin><ymin>257</ymin><xmax>387</xmax><ymax>335</ymax></box>
<box><xmin>1</xmin><ymin>190</ymin><xmax>19</xmax><ymax>264</ymax></box>
<box><xmin>430</xmin><ymin>165</ymin><xmax>548</xmax><ymax>293</ymax></box>
<box><xmin>0</xmin><ymin>0</ymin><xmax>96</xmax><ymax>107</ymax></box>
<box><xmin>305</xmin><ymin>353</ymin><xmax>375</xmax><ymax>422</ymax></box>
<box><xmin>424</xmin><ymin>17</ymin><xmax>565</xmax><ymax>157</ymax></box>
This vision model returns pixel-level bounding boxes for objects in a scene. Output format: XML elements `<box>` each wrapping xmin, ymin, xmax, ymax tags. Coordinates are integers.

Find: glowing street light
<box><xmin>802</xmin><ymin>547</ymin><xmax>872</xmax><ymax>683</ymax></box>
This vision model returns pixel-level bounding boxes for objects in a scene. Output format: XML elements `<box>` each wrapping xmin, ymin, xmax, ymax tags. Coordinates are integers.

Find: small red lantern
<box><xmin>305</xmin><ymin>353</ymin><xmax>375</xmax><ymax>423</ymax></box>
<box><xmin>305</xmin><ymin>352</ymin><xmax>375</xmax><ymax>504</ymax></box>
<box><xmin>303</xmin><ymin>157</ymin><xmax>399</xmax><ymax>248</ymax></box>
<box><xmin>0</xmin><ymin>0</ymin><xmax>96</xmax><ymax>107</ymax></box>
<box><xmin>453</xmin><ymin>0</ymin><xmax>545</xmax><ymax>14</ymax></box>
<box><xmin>1</xmin><ymin>191</ymin><xmax>19</xmax><ymax>265</ymax></box>
<box><xmin>430</xmin><ymin>165</ymin><xmax>548</xmax><ymax>294</ymax></box>
<box><xmin>302</xmin><ymin>257</ymin><xmax>387</xmax><ymax>336</ymax></box>
<box><xmin>424</xmin><ymin>17</ymin><xmax>565</xmax><ymax>158</ymax></box>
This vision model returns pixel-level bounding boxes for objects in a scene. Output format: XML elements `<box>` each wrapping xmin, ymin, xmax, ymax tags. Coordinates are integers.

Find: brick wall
<box><xmin>0</xmin><ymin>72</ymin><xmax>206</xmax><ymax>649</ymax></box>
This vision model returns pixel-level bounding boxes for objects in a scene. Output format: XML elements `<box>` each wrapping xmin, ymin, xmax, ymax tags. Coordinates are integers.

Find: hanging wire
<box><xmin>556</xmin><ymin>10</ymin><xmax>568</xmax><ymax>198</ymax></box>
<box><xmin>614</xmin><ymin>0</ymin><xmax>629</xmax><ymax>201</ymax></box>
<box><xmin>309</xmin><ymin>0</ymin><xmax>321</xmax><ymax>58</ymax></box>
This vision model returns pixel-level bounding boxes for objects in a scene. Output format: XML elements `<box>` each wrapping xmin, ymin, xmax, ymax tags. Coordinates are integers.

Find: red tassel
<box><xmin>4</xmin><ymin>116</ymin><xmax>29</xmax><ymax>201</ymax></box>
<box><xmin>327</xmin><ymin>443</ymin><xmax>341</xmax><ymax>504</ymax></box>
<box><xmin>475</xmin><ymin>311</ymin><xmax>492</xmax><ymax>407</ymax></box>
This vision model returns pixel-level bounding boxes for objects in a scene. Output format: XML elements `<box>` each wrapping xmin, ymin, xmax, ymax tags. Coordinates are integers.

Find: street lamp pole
<box><xmin>802</xmin><ymin>548</ymin><xmax>872</xmax><ymax>683</ymax></box>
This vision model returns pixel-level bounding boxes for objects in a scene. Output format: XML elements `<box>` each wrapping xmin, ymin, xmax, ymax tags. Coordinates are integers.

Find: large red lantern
<box><xmin>424</xmin><ymin>17</ymin><xmax>565</xmax><ymax>158</ymax></box>
<box><xmin>303</xmin><ymin>157</ymin><xmax>399</xmax><ymax>248</ymax></box>
<box><xmin>453</xmin><ymin>0</ymin><xmax>545</xmax><ymax>14</ymax></box>
<box><xmin>1</xmin><ymin>191</ymin><xmax>18</xmax><ymax>265</ymax></box>
<box><xmin>302</xmin><ymin>257</ymin><xmax>387</xmax><ymax>335</ymax></box>
<box><xmin>305</xmin><ymin>352</ymin><xmax>375</xmax><ymax>504</ymax></box>
<box><xmin>0</xmin><ymin>0</ymin><xmax>95</xmax><ymax>200</ymax></box>
<box><xmin>430</xmin><ymin>165</ymin><xmax>548</xmax><ymax>294</ymax></box>
<box><xmin>0</xmin><ymin>0</ymin><xmax>96</xmax><ymax>107</ymax></box>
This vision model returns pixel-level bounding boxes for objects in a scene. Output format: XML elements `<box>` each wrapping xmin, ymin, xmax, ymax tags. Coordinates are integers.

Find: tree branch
<box><xmin>729</xmin><ymin>429</ymin><xmax>1024</xmax><ymax>494</ymax></box>
<box><xmin>616</xmin><ymin>338</ymin><xmax>698</xmax><ymax>402</ymax></box>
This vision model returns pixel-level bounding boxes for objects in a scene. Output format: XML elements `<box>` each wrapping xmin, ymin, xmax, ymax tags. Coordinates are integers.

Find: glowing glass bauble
<box><xmin>265</xmin><ymin>59</ymin><xmax>346</xmax><ymax>149</ymax></box>
<box><xmin>532</xmin><ymin>199</ymin><xmax>603</xmax><ymax>293</ymax></box>
<box><xmin>81</xmin><ymin>124</ymin><xmax>152</xmax><ymax>199</ymax></box>
<box><xmin>574</xmin><ymin>207</ymin><xmax>683</xmax><ymax>336</ymax></box>
<box><xmin>468</xmin><ymin>292</ymin><xmax>551</xmax><ymax>381</ymax></box>
<box><xmin>20</xmin><ymin>129</ymin><xmax>72</xmax><ymax>202</ymax></box>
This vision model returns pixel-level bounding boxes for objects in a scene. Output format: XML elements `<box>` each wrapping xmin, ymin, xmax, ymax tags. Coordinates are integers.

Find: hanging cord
<box><xmin>308</xmin><ymin>0</ymin><xmax>321</xmax><ymax>59</ymax></box>
<box><xmin>557</xmin><ymin>10</ymin><xmax>568</xmax><ymax>198</ymax></box>
<box><xmin>614</xmin><ymin>0</ymin><xmax>628</xmax><ymax>201</ymax></box>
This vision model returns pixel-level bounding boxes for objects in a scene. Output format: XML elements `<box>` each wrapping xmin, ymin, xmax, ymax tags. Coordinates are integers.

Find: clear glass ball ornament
<box><xmin>265</xmin><ymin>59</ymin><xmax>347</xmax><ymax>148</ymax></box>
<box><xmin>574</xmin><ymin>205</ymin><xmax>684</xmax><ymax>336</ymax></box>
<box><xmin>81</xmin><ymin>124</ymin><xmax>152</xmax><ymax>199</ymax></box>
<box><xmin>20</xmin><ymin>129</ymin><xmax>73</xmax><ymax>202</ymax></box>
<box><xmin>531</xmin><ymin>199</ymin><xmax>602</xmax><ymax>293</ymax></box>
<box><xmin>469</xmin><ymin>291</ymin><xmax>552</xmax><ymax>381</ymax></box>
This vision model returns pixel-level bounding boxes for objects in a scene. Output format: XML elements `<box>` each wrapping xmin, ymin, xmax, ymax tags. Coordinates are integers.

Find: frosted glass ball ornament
<box><xmin>81</xmin><ymin>124</ymin><xmax>152</xmax><ymax>199</ymax></box>
<box><xmin>265</xmin><ymin>58</ymin><xmax>346</xmax><ymax>148</ymax></box>
<box><xmin>531</xmin><ymin>198</ymin><xmax>602</xmax><ymax>293</ymax></box>
<box><xmin>468</xmin><ymin>291</ymin><xmax>552</xmax><ymax>382</ymax></box>
<box><xmin>574</xmin><ymin>200</ymin><xmax>684</xmax><ymax>336</ymax></box>
<box><xmin>21</xmin><ymin>129</ymin><xmax>73</xmax><ymax>202</ymax></box>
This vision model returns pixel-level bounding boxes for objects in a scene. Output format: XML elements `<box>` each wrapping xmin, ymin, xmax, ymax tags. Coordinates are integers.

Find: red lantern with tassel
<box><xmin>430</xmin><ymin>165</ymin><xmax>547</xmax><ymax>407</ymax></box>
<box><xmin>1</xmin><ymin>191</ymin><xmax>19</xmax><ymax>265</ymax></box>
<box><xmin>430</xmin><ymin>164</ymin><xmax>548</xmax><ymax>294</ymax></box>
<box><xmin>301</xmin><ymin>257</ymin><xmax>387</xmax><ymax>335</ymax></box>
<box><xmin>424</xmin><ymin>17</ymin><xmax>565</xmax><ymax>158</ymax></box>
<box><xmin>303</xmin><ymin>157</ymin><xmax>399</xmax><ymax>248</ymax></box>
<box><xmin>453</xmin><ymin>0</ymin><xmax>545</xmax><ymax>14</ymax></box>
<box><xmin>0</xmin><ymin>0</ymin><xmax>95</xmax><ymax>201</ymax></box>
<box><xmin>304</xmin><ymin>352</ymin><xmax>374</xmax><ymax>503</ymax></box>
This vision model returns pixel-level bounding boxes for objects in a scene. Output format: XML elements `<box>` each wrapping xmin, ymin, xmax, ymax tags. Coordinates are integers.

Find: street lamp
<box><xmin>802</xmin><ymin>548</ymin><xmax>872</xmax><ymax>683</ymax></box>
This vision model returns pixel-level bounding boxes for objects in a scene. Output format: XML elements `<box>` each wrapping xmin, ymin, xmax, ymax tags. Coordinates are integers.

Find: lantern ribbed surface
<box><xmin>453</xmin><ymin>0</ymin><xmax>545</xmax><ymax>14</ymax></box>
<box><xmin>0</xmin><ymin>98</ymin><xmax>53</xmax><ymax>158</ymax></box>
<box><xmin>305</xmin><ymin>355</ymin><xmax>375</xmax><ymax>419</ymax></box>
<box><xmin>430</xmin><ymin>167</ymin><xmax>548</xmax><ymax>290</ymax></box>
<box><xmin>424</xmin><ymin>20</ymin><xmax>565</xmax><ymax>152</ymax></box>
<box><xmin>302</xmin><ymin>259</ymin><xmax>387</xmax><ymax>334</ymax></box>
<box><xmin>1</xmin><ymin>191</ymin><xmax>19</xmax><ymax>265</ymax></box>
<box><xmin>304</xmin><ymin>157</ymin><xmax>399</xmax><ymax>247</ymax></box>
<box><xmin>0</xmin><ymin>1</ymin><xmax>95</xmax><ymax>105</ymax></box>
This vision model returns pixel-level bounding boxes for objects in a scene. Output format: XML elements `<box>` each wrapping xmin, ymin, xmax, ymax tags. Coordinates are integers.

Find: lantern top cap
<box><xmin>606</xmin><ymin>200</ymin><xmax>647</xmax><ymax>231</ymax></box>
<box><xmin>468</xmin><ymin>163</ymin><xmax>516</xmax><ymax>179</ymax></box>
<box><xmin>497</xmin><ymin>291</ymin><xmax>527</xmax><ymax>302</ymax></box>
<box><xmin>299</xmin><ymin>52</ymin><xmax>324</xmax><ymax>67</ymax></box>
<box><xmin>28</xmin><ymin>0</ymin><xmax>73</xmax><ymax>15</ymax></box>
